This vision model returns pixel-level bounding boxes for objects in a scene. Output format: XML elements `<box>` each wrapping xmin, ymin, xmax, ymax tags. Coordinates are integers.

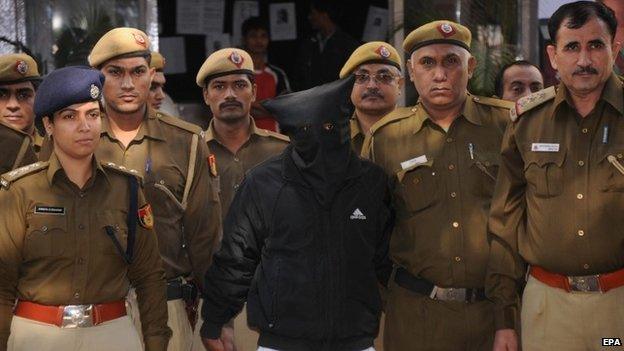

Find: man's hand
<box><xmin>493</xmin><ymin>329</ymin><xmax>518</xmax><ymax>351</ymax></box>
<box><xmin>202</xmin><ymin>326</ymin><xmax>236</xmax><ymax>351</ymax></box>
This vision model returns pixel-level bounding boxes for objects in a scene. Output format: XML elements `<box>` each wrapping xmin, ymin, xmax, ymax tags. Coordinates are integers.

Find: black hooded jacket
<box><xmin>200</xmin><ymin>145</ymin><xmax>393</xmax><ymax>350</ymax></box>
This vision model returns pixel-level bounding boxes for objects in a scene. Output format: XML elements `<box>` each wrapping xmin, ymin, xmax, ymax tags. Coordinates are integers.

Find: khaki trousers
<box><xmin>7</xmin><ymin>315</ymin><xmax>142</xmax><ymax>351</ymax></box>
<box><xmin>522</xmin><ymin>276</ymin><xmax>624</xmax><ymax>351</ymax></box>
<box><xmin>384</xmin><ymin>279</ymin><xmax>494</xmax><ymax>351</ymax></box>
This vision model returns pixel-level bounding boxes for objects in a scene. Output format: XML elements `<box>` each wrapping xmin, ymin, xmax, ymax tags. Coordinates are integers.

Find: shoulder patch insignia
<box><xmin>208</xmin><ymin>154</ymin><xmax>218</xmax><ymax>177</ymax></box>
<box><xmin>138</xmin><ymin>203</ymin><xmax>154</xmax><ymax>229</ymax></box>
<box><xmin>1</xmin><ymin>161</ymin><xmax>48</xmax><ymax>189</ymax></box>
<box><xmin>511</xmin><ymin>87</ymin><xmax>556</xmax><ymax>122</ymax></box>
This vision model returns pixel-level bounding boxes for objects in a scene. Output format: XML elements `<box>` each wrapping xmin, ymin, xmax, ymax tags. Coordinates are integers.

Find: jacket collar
<box><xmin>553</xmin><ymin>73</ymin><xmax>624</xmax><ymax>116</ymax></box>
<box><xmin>101</xmin><ymin>107</ymin><xmax>167</xmax><ymax>142</ymax></box>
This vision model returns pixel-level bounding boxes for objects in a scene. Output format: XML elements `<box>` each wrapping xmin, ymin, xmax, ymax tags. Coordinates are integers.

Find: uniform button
<box><xmin>577</xmin><ymin>193</ymin><xmax>584</xmax><ymax>200</ymax></box>
<box><xmin>79</xmin><ymin>192</ymin><xmax>85</xmax><ymax>198</ymax></box>
<box><xmin>446</xmin><ymin>137</ymin><xmax>453</xmax><ymax>143</ymax></box>
<box><xmin>159</xmin><ymin>179</ymin><xmax>165</xmax><ymax>185</ymax></box>
<box><xmin>582</xmin><ymin>128</ymin><xmax>589</xmax><ymax>134</ymax></box>
<box><xmin>448</xmin><ymin>164</ymin><xmax>455</xmax><ymax>170</ymax></box>
<box><xmin>583</xmin><ymin>263</ymin><xmax>590</xmax><ymax>270</ymax></box>
<box><xmin>578</xmin><ymin>160</ymin><xmax>585</xmax><ymax>166</ymax></box>
<box><xmin>78</xmin><ymin>224</ymin><xmax>85</xmax><ymax>230</ymax></box>
<box><xmin>454</xmin><ymin>256</ymin><xmax>462</xmax><ymax>262</ymax></box>
<box><xmin>452</xmin><ymin>222</ymin><xmax>459</xmax><ymax>228</ymax></box>
<box><xmin>233</xmin><ymin>157</ymin><xmax>240</xmax><ymax>162</ymax></box>
<box><xmin>618</xmin><ymin>154</ymin><xmax>623</xmax><ymax>159</ymax></box>
<box><xmin>73</xmin><ymin>292</ymin><xmax>80</xmax><ymax>299</ymax></box>
<box><xmin>578</xmin><ymin>230</ymin><xmax>585</xmax><ymax>236</ymax></box>
<box><xmin>41</xmin><ymin>226</ymin><xmax>48</xmax><ymax>232</ymax></box>
<box><xmin>450</xmin><ymin>192</ymin><xmax>457</xmax><ymax>198</ymax></box>
<box><xmin>77</xmin><ymin>257</ymin><xmax>85</xmax><ymax>264</ymax></box>
<box><xmin>413</xmin><ymin>177</ymin><xmax>420</xmax><ymax>184</ymax></box>
<box><xmin>233</xmin><ymin>184</ymin><xmax>239</xmax><ymax>189</ymax></box>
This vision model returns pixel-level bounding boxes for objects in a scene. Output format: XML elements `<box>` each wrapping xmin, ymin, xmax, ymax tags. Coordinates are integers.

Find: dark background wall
<box><xmin>157</xmin><ymin>0</ymin><xmax>388</xmax><ymax>103</ymax></box>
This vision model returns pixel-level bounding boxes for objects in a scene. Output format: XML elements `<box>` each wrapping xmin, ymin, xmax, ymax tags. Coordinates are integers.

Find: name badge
<box><xmin>401</xmin><ymin>155</ymin><xmax>428</xmax><ymax>170</ymax></box>
<box><xmin>34</xmin><ymin>206</ymin><xmax>65</xmax><ymax>215</ymax></box>
<box><xmin>531</xmin><ymin>143</ymin><xmax>560</xmax><ymax>152</ymax></box>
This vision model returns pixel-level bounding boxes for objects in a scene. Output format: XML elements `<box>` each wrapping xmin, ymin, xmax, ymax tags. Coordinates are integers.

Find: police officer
<box><xmin>88</xmin><ymin>27</ymin><xmax>222</xmax><ymax>351</ymax></box>
<box><xmin>148</xmin><ymin>52</ymin><xmax>167</xmax><ymax>111</ymax></box>
<box><xmin>339</xmin><ymin>41</ymin><xmax>403</xmax><ymax>155</ymax></box>
<box><xmin>362</xmin><ymin>21</ymin><xmax>513</xmax><ymax>350</ymax></box>
<box><xmin>0</xmin><ymin>121</ymin><xmax>36</xmax><ymax>175</ymax></box>
<box><xmin>487</xmin><ymin>2</ymin><xmax>624</xmax><ymax>350</ymax></box>
<box><xmin>0</xmin><ymin>66</ymin><xmax>170</xmax><ymax>351</ymax></box>
<box><xmin>0</xmin><ymin>53</ymin><xmax>45</xmax><ymax>155</ymax></box>
<box><xmin>194</xmin><ymin>48</ymin><xmax>289</xmax><ymax>351</ymax></box>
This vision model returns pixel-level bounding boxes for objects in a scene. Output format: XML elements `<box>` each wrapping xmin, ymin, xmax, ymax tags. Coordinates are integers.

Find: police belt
<box><xmin>394</xmin><ymin>267</ymin><xmax>487</xmax><ymax>303</ymax></box>
<box><xmin>167</xmin><ymin>277</ymin><xmax>198</xmax><ymax>301</ymax></box>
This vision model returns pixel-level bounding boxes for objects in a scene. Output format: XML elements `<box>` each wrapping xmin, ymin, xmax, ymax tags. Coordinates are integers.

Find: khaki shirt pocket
<box><xmin>469</xmin><ymin>151</ymin><xmax>501</xmax><ymax>198</ymax></box>
<box><xmin>24</xmin><ymin>214</ymin><xmax>68</xmax><ymax>259</ymax></box>
<box><xmin>96</xmin><ymin>210</ymin><xmax>129</xmax><ymax>256</ymax></box>
<box><xmin>395</xmin><ymin>160</ymin><xmax>438</xmax><ymax>216</ymax></box>
<box><xmin>601</xmin><ymin>151</ymin><xmax>624</xmax><ymax>191</ymax></box>
<box><xmin>524</xmin><ymin>151</ymin><xmax>566</xmax><ymax>198</ymax></box>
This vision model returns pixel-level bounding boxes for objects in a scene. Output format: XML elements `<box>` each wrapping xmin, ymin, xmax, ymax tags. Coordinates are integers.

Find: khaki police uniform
<box><xmin>0</xmin><ymin>154</ymin><xmax>170</xmax><ymax>351</ymax></box>
<box><xmin>194</xmin><ymin>48</ymin><xmax>289</xmax><ymax>351</ymax></box>
<box><xmin>0</xmin><ymin>53</ymin><xmax>42</xmax><ymax>159</ymax></box>
<box><xmin>0</xmin><ymin>121</ymin><xmax>37</xmax><ymax>174</ymax></box>
<box><xmin>487</xmin><ymin>74</ymin><xmax>624</xmax><ymax>350</ymax></box>
<box><xmin>362</xmin><ymin>20</ymin><xmax>513</xmax><ymax>351</ymax></box>
<box><xmin>90</xmin><ymin>28</ymin><xmax>222</xmax><ymax>351</ymax></box>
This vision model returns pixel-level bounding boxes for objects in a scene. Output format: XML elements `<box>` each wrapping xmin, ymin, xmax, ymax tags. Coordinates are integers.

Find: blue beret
<box><xmin>34</xmin><ymin>66</ymin><xmax>105</xmax><ymax>120</ymax></box>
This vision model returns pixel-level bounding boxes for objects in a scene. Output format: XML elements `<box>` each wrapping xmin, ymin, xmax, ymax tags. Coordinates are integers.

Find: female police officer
<box><xmin>0</xmin><ymin>66</ymin><xmax>171</xmax><ymax>351</ymax></box>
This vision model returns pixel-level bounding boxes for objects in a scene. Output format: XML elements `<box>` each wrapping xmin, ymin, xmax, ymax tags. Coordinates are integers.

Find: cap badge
<box><xmin>15</xmin><ymin>60</ymin><xmax>28</xmax><ymax>75</ymax></box>
<box><xmin>90</xmin><ymin>84</ymin><xmax>100</xmax><ymax>99</ymax></box>
<box><xmin>377</xmin><ymin>45</ymin><xmax>391</xmax><ymax>58</ymax></box>
<box><xmin>438</xmin><ymin>23</ymin><xmax>456</xmax><ymax>37</ymax></box>
<box><xmin>133</xmin><ymin>33</ymin><xmax>147</xmax><ymax>47</ymax></box>
<box><xmin>229</xmin><ymin>51</ymin><xmax>244</xmax><ymax>68</ymax></box>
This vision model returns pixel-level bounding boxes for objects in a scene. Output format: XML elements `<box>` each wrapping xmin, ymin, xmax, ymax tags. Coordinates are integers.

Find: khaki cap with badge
<box><xmin>150</xmin><ymin>51</ymin><xmax>165</xmax><ymax>72</ymax></box>
<box><xmin>403</xmin><ymin>20</ymin><xmax>472</xmax><ymax>54</ymax></box>
<box><xmin>339</xmin><ymin>41</ymin><xmax>402</xmax><ymax>78</ymax></box>
<box><xmin>196</xmin><ymin>48</ymin><xmax>254</xmax><ymax>87</ymax></box>
<box><xmin>0</xmin><ymin>53</ymin><xmax>40</xmax><ymax>84</ymax></box>
<box><xmin>88</xmin><ymin>27</ymin><xmax>151</xmax><ymax>68</ymax></box>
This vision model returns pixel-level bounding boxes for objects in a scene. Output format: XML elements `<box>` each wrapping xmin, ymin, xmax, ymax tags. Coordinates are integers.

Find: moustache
<box><xmin>573</xmin><ymin>66</ymin><xmax>598</xmax><ymax>75</ymax></box>
<box><xmin>219</xmin><ymin>101</ymin><xmax>243</xmax><ymax>109</ymax></box>
<box><xmin>362</xmin><ymin>90</ymin><xmax>384</xmax><ymax>100</ymax></box>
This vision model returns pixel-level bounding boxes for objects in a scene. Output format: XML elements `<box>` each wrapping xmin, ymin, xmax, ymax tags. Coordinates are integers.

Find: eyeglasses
<box><xmin>354</xmin><ymin>72</ymin><xmax>397</xmax><ymax>85</ymax></box>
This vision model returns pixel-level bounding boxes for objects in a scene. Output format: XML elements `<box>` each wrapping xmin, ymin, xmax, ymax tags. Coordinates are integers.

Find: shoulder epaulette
<box><xmin>510</xmin><ymin>86</ymin><xmax>556</xmax><ymax>122</ymax></box>
<box><xmin>0</xmin><ymin>161</ymin><xmax>48</xmax><ymax>189</ymax></box>
<box><xmin>256</xmin><ymin>128</ymin><xmax>290</xmax><ymax>143</ymax></box>
<box><xmin>370</xmin><ymin>106</ymin><xmax>414</xmax><ymax>134</ymax></box>
<box><xmin>155</xmin><ymin>111</ymin><xmax>203</xmax><ymax>135</ymax></box>
<box><xmin>471</xmin><ymin>95</ymin><xmax>514</xmax><ymax>110</ymax></box>
<box><xmin>102</xmin><ymin>162</ymin><xmax>143</xmax><ymax>182</ymax></box>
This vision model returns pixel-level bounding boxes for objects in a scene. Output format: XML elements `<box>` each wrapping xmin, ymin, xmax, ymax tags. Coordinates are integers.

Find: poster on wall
<box><xmin>159</xmin><ymin>37</ymin><xmax>187</xmax><ymax>74</ymax></box>
<box><xmin>205</xmin><ymin>33</ymin><xmax>232</xmax><ymax>57</ymax></box>
<box><xmin>362</xmin><ymin>6</ymin><xmax>388</xmax><ymax>42</ymax></box>
<box><xmin>232</xmin><ymin>1</ymin><xmax>260</xmax><ymax>46</ymax></box>
<box><xmin>176</xmin><ymin>0</ymin><xmax>225</xmax><ymax>35</ymax></box>
<box><xmin>269</xmin><ymin>2</ymin><xmax>297</xmax><ymax>41</ymax></box>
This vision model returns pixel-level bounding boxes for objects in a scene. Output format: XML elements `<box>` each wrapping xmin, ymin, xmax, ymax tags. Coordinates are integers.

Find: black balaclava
<box><xmin>262</xmin><ymin>76</ymin><xmax>355</xmax><ymax>206</ymax></box>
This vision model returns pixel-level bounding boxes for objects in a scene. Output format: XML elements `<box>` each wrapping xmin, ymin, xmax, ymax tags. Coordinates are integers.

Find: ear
<box><xmin>467</xmin><ymin>55</ymin><xmax>477</xmax><ymax>79</ymax></box>
<box><xmin>397</xmin><ymin>76</ymin><xmax>405</xmax><ymax>94</ymax></box>
<box><xmin>406</xmin><ymin>59</ymin><xmax>415</xmax><ymax>83</ymax></box>
<box><xmin>202</xmin><ymin>87</ymin><xmax>211</xmax><ymax>106</ymax></box>
<box><xmin>612</xmin><ymin>41</ymin><xmax>622</xmax><ymax>59</ymax></box>
<box><xmin>148</xmin><ymin>67</ymin><xmax>156</xmax><ymax>82</ymax></box>
<box><xmin>546</xmin><ymin>44</ymin><xmax>558</xmax><ymax>71</ymax></box>
<box><xmin>43</xmin><ymin>116</ymin><xmax>53</xmax><ymax>136</ymax></box>
<box><xmin>251</xmin><ymin>82</ymin><xmax>257</xmax><ymax>103</ymax></box>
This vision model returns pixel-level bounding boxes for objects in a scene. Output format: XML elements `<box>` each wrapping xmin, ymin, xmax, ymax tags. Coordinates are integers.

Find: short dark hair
<box><xmin>494</xmin><ymin>60</ymin><xmax>542</xmax><ymax>97</ymax></box>
<box><xmin>242</xmin><ymin>16</ymin><xmax>269</xmax><ymax>38</ymax></box>
<box><xmin>548</xmin><ymin>1</ymin><xmax>617</xmax><ymax>43</ymax></box>
<box><xmin>311</xmin><ymin>0</ymin><xmax>340</xmax><ymax>23</ymax></box>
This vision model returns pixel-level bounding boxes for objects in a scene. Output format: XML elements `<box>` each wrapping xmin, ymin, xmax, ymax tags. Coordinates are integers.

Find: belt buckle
<box><xmin>434</xmin><ymin>287</ymin><xmax>466</xmax><ymax>302</ymax></box>
<box><xmin>568</xmin><ymin>275</ymin><xmax>601</xmax><ymax>292</ymax></box>
<box><xmin>61</xmin><ymin>305</ymin><xmax>94</xmax><ymax>328</ymax></box>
